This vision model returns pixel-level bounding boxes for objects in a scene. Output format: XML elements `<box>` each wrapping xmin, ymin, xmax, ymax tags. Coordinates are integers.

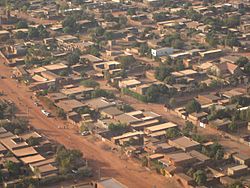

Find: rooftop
<box><xmin>96</xmin><ymin>178</ymin><xmax>127</xmax><ymax>188</ymax></box>
<box><xmin>56</xmin><ymin>99</ymin><xmax>86</xmax><ymax>112</ymax></box>
<box><xmin>146</xmin><ymin>122</ymin><xmax>178</xmax><ymax>132</ymax></box>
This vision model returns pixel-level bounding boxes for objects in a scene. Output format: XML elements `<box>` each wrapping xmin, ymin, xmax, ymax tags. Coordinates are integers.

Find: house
<box><xmin>111</xmin><ymin>131</ymin><xmax>144</xmax><ymax>145</ymax></box>
<box><xmin>209</xmin><ymin>119</ymin><xmax>231</xmax><ymax>130</ymax></box>
<box><xmin>47</xmin><ymin>93</ymin><xmax>67</xmax><ymax>103</ymax></box>
<box><xmin>131</xmin><ymin>119</ymin><xmax>160</xmax><ymax>131</ymax></box>
<box><xmin>43</xmin><ymin>63</ymin><xmax>68</xmax><ymax>74</ymax></box>
<box><xmin>12</xmin><ymin>65</ymin><xmax>28</xmax><ymax>78</ymax></box>
<box><xmin>189</xmin><ymin>150</ymin><xmax>211</xmax><ymax>165</ymax></box>
<box><xmin>20</xmin><ymin>154</ymin><xmax>45</xmax><ymax>165</ymax></box>
<box><xmin>151</xmin><ymin>47</ymin><xmax>174</xmax><ymax>57</ymax></box>
<box><xmin>168</xmin><ymin>136</ymin><xmax>200</xmax><ymax>152</ymax></box>
<box><xmin>56</xmin><ymin>35</ymin><xmax>78</xmax><ymax>45</ymax></box>
<box><xmin>80</xmin><ymin>54</ymin><xmax>103</xmax><ymax>64</ymax></box>
<box><xmin>220</xmin><ymin>55</ymin><xmax>241</xmax><ymax>64</ymax></box>
<box><xmin>100</xmin><ymin>107</ymin><xmax>123</xmax><ymax>119</ymax></box>
<box><xmin>174</xmin><ymin>173</ymin><xmax>195</xmax><ymax>188</ymax></box>
<box><xmin>199</xmin><ymin>49</ymin><xmax>223</xmax><ymax>59</ymax></box>
<box><xmin>84</xmin><ymin>97</ymin><xmax>116</xmax><ymax>111</ymax></box>
<box><xmin>60</xmin><ymin>86</ymin><xmax>94</xmax><ymax>97</ymax></box>
<box><xmin>227</xmin><ymin>165</ymin><xmax>248</xmax><ymax>176</ymax></box>
<box><xmin>19</xmin><ymin>132</ymin><xmax>42</xmax><ymax>142</ymax></box>
<box><xmin>210</xmin><ymin>62</ymin><xmax>243</xmax><ymax>78</ymax></box>
<box><xmin>118</xmin><ymin>78</ymin><xmax>141</xmax><ymax>88</ymax></box>
<box><xmin>0</xmin><ymin>30</ymin><xmax>10</xmax><ymax>40</ymax></box>
<box><xmin>163</xmin><ymin>152</ymin><xmax>196</xmax><ymax>167</ymax></box>
<box><xmin>145</xmin><ymin>142</ymin><xmax>175</xmax><ymax>154</ymax></box>
<box><xmin>145</xmin><ymin>122</ymin><xmax>178</xmax><ymax>135</ymax></box>
<box><xmin>55</xmin><ymin>99</ymin><xmax>86</xmax><ymax>113</ymax></box>
<box><xmin>115</xmin><ymin>110</ymin><xmax>161</xmax><ymax>127</ymax></box>
<box><xmin>114</xmin><ymin>113</ymin><xmax>141</xmax><ymax>125</ymax></box>
<box><xmin>233</xmin><ymin>153</ymin><xmax>250</xmax><ymax>166</ymax></box>
<box><xmin>188</xmin><ymin>112</ymin><xmax>208</xmax><ymax>122</ymax></box>
<box><xmin>67</xmin><ymin>112</ymin><xmax>82</xmax><ymax>125</ymax></box>
<box><xmin>0</xmin><ymin>136</ymin><xmax>38</xmax><ymax>158</ymax></box>
<box><xmin>94</xmin><ymin>178</ymin><xmax>127</xmax><ymax>188</ymax></box>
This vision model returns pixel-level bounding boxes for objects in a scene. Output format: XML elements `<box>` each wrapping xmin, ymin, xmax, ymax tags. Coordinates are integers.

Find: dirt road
<box><xmin>0</xmin><ymin>60</ymin><xmax>181</xmax><ymax>188</ymax></box>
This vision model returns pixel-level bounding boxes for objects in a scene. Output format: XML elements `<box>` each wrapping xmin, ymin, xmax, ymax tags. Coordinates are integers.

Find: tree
<box><xmin>4</xmin><ymin>161</ymin><xmax>20</xmax><ymax>177</ymax></box>
<box><xmin>139</xmin><ymin>43</ymin><xmax>150</xmax><ymax>56</ymax></box>
<box><xmin>169</xmin><ymin>98</ymin><xmax>177</xmax><ymax>108</ymax></box>
<box><xmin>153</xmin><ymin>12</ymin><xmax>167</xmax><ymax>22</ymax></box>
<box><xmin>225</xmin><ymin>33</ymin><xmax>240</xmax><ymax>47</ymax></box>
<box><xmin>224</xmin><ymin>16</ymin><xmax>240</xmax><ymax>28</ymax></box>
<box><xmin>193</xmin><ymin>170</ymin><xmax>207</xmax><ymax>185</ymax></box>
<box><xmin>118</xmin><ymin>16</ymin><xmax>127</xmax><ymax>27</ymax></box>
<box><xmin>27</xmin><ymin>136</ymin><xmax>40</xmax><ymax>146</ymax></box>
<box><xmin>229</xmin><ymin>181</ymin><xmax>244</xmax><ymax>188</ymax></box>
<box><xmin>37</xmin><ymin>25</ymin><xmax>49</xmax><ymax>38</ymax></box>
<box><xmin>56</xmin><ymin>146</ymin><xmax>83</xmax><ymax>174</ymax></box>
<box><xmin>15</xmin><ymin>31</ymin><xmax>27</xmax><ymax>39</ymax></box>
<box><xmin>127</xmin><ymin>8</ymin><xmax>136</xmax><ymax>15</ymax></box>
<box><xmin>62</xmin><ymin>16</ymin><xmax>77</xmax><ymax>34</ymax></box>
<box><xmin>55</xmin><ymin>108</ymin><xmax>66</xmax><ymax>119</ymax></box>
<box><xmin>16</xmin><ymin>20</ymin><xmax>28</xmax><ymax>29</ymax></box>
<box><xmin>67</xmin><ymin>49</ymin><xmax>80</xmax><ymax>65</ymax></box>
<box><xmin>155</xmin><ymin>64</ymin><xmax>171</xmax><ymax>81</ymax></box>
<box><xmin>108</xmin><ymin>123</ymin><xmax>128</xmax><ymax>134</ymax></box>
<box><xmin>103</xmin><ymin>13</ymin><xmax>115</xmax><ymax>22</ymax></box>
<box><xmin>166</xmin><ymin>128</ymin><xmax>181</xmax><ymax>139</ymax></box>
<box><xmin>86</xmin><ymin>45</ymin><xmax>100</xmax><ymax>57</ymax></box>
<box><xmin>228</xmin><ymin>121</ymin><xmax>237</xmax><ymax>132</ymax></box>
<box><xmin>28</xmin><ymin>28</ymin><xmax>39</xmax><ymax>39</ymax></box>
<box><xmin>236</xmin><ymin>56</ymin><xmax>249</xmax><ymax>67</ymax></box>
<box><xmin>91</xmin><ymin>89</ymin><xmax>115</xmax><ymax>99</ymax></box>
<box><xmin>81</xmin><ymin>79</ymin><xmax>100</xmax><ymax>88</ymax></box>
<box><xmin>183</xmin><ymin>121</ymin><xmax>195</xmax><ymax>136</ymax></box>
<box><xmin>185</xmin><ymin>100</ymin><xmax>201</xmax><ymax>114</ymax></box>
<box><xmin>118</xmin><ymin>104</ymin><xmax>134</xmax><ymax>112</ymax></box>
<box><xmin>202</xmin><ymin>143</ymin><xmax>224</xmax><ymax>160</ymax></box>
<box><xmin>145</xmin><ymin>85</ymin><xmax>160</xmax><ymax>103</ymax></box>
<box><xmin>118</xmin><ymin>56</ymin><xmax>136</xmax><ymax>69</ymax></box>
<box><xmin>206</xmin><ymin>32</ymin><xmax>218</xmax><ymax>47</ymax></box>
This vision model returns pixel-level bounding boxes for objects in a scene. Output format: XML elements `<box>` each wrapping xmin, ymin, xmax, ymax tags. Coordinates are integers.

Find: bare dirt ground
<box><xmin>0</xmin><ymin>58</ymin><xmax>181</xmax><ymax>188</ymax></box>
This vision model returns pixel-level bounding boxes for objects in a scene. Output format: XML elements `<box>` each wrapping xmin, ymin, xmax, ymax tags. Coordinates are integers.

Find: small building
<box><xmin>94</xmin><ymin>178</ymin><xmax>127</xmax><ymax>188</ymax></box>
<box><xmin>168</xmin><ymin>136</ymin><xmax>200</xmax><ymax>152</ymax></box>
<box><xmin>100</xmin><ymin>107</ymin><xmax>123</xmax><ymax>119</ymax></box>
<box><xmin>227</xmin><ymin>165</ymin><xmax>248</xmax><ymax>176</ymax></box>
<box><xmin>164</xmin><ymin>152</ymin><xmax>196</xmax><ymax>167</ymax></box>
<box><xmin>199</xmin><ymin>49</ymin><xmax>222</xmax><ymax>59</ymax></box>
<box><xmin>55</xmin><ymin>99</ymin><xmax>86</xmax><ymax>113</ymax></box>
<box><xmin>111</xmin><ymin>131</ymin><xmax>144</xmax><ymax>145</ymax></box>
<box><xmin>174</xmin><ymin>173</ymin><xmax>195</xmax><ymax>188</ymax></box>
<box><xmin>118</xmin><ymin>78</ymin><xmax>141</xmax><ymax>89</ymax></box>
<box><xmin>145</xmin><ymin>122</ymin><xmax>178</xmax><ymax>135</ymax></box>
<box><xmin>233</xmin><ymin>153</ymin><xmax>250</xmax><ymax>166</ymax></box>
<box><xmin>151</xmin><ymin>47</ymin><xmax>174</xmax><ymax>57</ymax></box>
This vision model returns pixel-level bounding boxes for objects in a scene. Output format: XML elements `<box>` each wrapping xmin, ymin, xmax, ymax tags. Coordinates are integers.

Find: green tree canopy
<box><xmin>166</xmin><ymin>128</ymin><xmax>181</xmax><ymax>139</ymax></box>
<box><xmin>81</xmin><ymin>79</ymin><xmax>100</xmax><ymax>88</ymax></box>
<box><xmin>185</xmin><ymin>100</ymin><xmax>201</xmax><ymax>114</ymax></box>
<box><xmin>193</xmin><ymin>170</ymin><xmax>207</xmax><ymax>185</ymax></box>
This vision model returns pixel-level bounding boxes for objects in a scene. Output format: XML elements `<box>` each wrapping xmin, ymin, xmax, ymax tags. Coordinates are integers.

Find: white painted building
<box><xmin>151</xmin><ymin>47</ymin><xmax>174</xmax><ymax>57</ymax></box>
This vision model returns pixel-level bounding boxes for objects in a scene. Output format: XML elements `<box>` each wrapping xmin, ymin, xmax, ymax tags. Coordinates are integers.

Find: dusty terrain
<box><xmin>0</xmin><ymin>58</ymin><xmax>181</xmax><ymax>188</ymax></box>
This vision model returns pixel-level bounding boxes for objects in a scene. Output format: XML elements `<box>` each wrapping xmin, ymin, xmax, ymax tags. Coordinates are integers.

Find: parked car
<box><xmin>81</xmin><ymin>131</ymin><xmax>90</xmax><ymax>136</ymax></box>
<box><xmin>41</xmin><ymin>109</ymin><xmax>50</xmax><ymax>117</ymax></box>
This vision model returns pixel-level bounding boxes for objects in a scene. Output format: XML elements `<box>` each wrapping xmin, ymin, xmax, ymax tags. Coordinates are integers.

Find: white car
<box><xmin>41</xmin><ymin>110</ymin><xmax>50</xmax><ymax>117</ymax></box>
<box><xmin>81</xmin><ymin>131</ymin><xmax>90</xmax><ymax>136</ymax></box>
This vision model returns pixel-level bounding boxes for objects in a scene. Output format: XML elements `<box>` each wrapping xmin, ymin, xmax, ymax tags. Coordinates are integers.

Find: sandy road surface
<box><xmin>0</xmin><ymin>60</ymin><xmax>181</xmax><ymax>188</ymax></box>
